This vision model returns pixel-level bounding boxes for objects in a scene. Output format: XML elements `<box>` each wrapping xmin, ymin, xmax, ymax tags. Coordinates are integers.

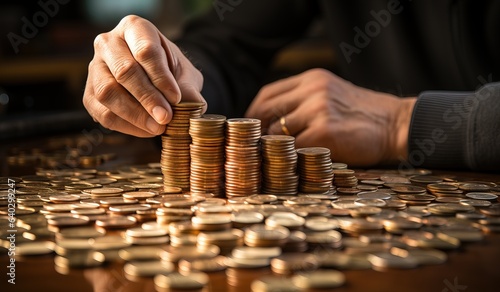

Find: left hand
<box><xmin>245</xmin><ymin>68</ymin><xmax>416</xmax><ymax>167</ymax></box>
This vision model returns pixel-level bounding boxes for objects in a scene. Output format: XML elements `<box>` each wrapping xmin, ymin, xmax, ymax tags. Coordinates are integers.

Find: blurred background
<box><xmin>0</xmin><ymin>0</ymin><xmax>333</xmax><ymax>140</ymax></box>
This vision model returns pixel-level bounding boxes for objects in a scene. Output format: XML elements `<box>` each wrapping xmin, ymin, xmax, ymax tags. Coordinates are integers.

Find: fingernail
<box><xmin>146</xmin><ymin>117</ymin><xmax>160</xmax><ymax>133</ymax></box>
<box><xmin>152</xmin><ymin>106</ymin><xmax>168</xmax><ymax>123</ymax></box>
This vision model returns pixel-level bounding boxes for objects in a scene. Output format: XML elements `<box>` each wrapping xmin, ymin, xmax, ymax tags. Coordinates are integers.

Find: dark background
<box><xmin>0</xmin><ymin>0</ymin><xmax>333</xmax><ymax>140</ymax></box>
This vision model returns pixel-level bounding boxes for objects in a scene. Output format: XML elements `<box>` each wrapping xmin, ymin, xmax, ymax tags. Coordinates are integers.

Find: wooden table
<box><xmin>1</xmin><ymin>131</ymin><xmax>499</xmax><ymax>292</ymax></box>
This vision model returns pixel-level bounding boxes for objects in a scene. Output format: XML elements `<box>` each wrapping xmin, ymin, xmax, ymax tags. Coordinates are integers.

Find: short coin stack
<box><xmin>161</xmin><ymin>102</ymin><xmax>204</xmax><ymax>191</ymax></box>
<box><xmin>297</xmin><ymin>147</ymin><xmax>334</xmax><ymax>193</ymax></box>
<box><xmin>189</xmin><ymin>114</ymin><xmax>227</xmax><ymax>197</ymax></box>
<box><xmin>261</xmin><ymin>135</ymin><xmax>298</xmax><ymax>195</ymax></box>
<box><xmin>333</xmin><ymin>169</ymin><xmax>358</xmax><ymax>188</ymax></box>
<box><xmin>225</xmin><ymin>118</ymin><xmax>261</xmax><ymax>197</ymax></box>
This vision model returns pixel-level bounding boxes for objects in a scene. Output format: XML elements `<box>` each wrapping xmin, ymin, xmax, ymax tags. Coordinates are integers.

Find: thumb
<box><xmin>175</xmin><ymin>63</ymin><xmax>207</xmax><ymax>114</ymax></box>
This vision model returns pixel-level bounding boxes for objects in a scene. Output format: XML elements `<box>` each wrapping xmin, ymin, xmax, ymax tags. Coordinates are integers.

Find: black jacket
<box><xmin>176</xmin><ymin>0</ymin><xmax>500</xmax><ymax>171</ymax></box>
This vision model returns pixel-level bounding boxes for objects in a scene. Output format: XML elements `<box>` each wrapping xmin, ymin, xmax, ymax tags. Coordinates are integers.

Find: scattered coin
<box><xmin>292</xmin><ymin>269</ymin><xmax>346</xmax><ymax>289</ymax></box>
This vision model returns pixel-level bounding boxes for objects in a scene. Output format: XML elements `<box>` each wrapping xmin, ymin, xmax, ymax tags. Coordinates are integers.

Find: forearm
<box><xmin>407</xmin><ymin>82</ymin><xmax>500</xmax><ymax>171</ymax></box>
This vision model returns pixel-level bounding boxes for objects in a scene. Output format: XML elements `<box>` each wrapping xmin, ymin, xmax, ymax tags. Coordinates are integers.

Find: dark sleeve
<box><xmin>175</xmin><ymin>0</ymin><xmax>318</xmax><ymax>117</ymax></box>
<box><xmin>408</xmin><ymin>82</ymin><xmax>500</xmax><ymax>171</ymax></box>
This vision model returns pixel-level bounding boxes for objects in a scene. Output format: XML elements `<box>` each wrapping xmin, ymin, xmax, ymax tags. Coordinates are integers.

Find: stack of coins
<box><xmin>225</xmin><ymin>118</ymin><xmax>261</xmax><ymax>197</ymax></box>
<box><xmin>261</xmin><ymin>135</ymin><xmax>298</xmax><ymax>196</ymax></box>
<box><xmin>189</xmin><ymin>114</ymin><xmax>226</xmax><ymax>197</ymax></box>
<box><xmin>297</xmin><ymin>147</ymin><xmax>333</xmax><ymax>193</ymax></box>
<box><xmin>333</xmin><ymin>169</ymin><xmax>358</xmax><ymax>187</ymax></box>
<box><xmin>161</xmin><ymin>102</ymin><xmax>204</xmax><ymax>191</ymax></box>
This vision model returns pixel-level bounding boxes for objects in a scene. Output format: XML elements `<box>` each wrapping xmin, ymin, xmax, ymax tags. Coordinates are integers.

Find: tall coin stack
<box><xmin>261</xmin><ymin>135</ymin><xmax>299</xmax><ymax>195</ymax></box>
<box><xmin>297</xmin><ymin>147</ymin><xmax>334</xmax><ymax>193</ymax></box>
<box><xmin>161</xmin><ymin>102</ymin><xmax>205</xmax><ymax>191</ymax></box>
<box><xmin>225</xmin><ymin>118</ymin><xmax>261</xmax><ymax>197</ymax></box>
<box><xmin>189</xmin><ymin>114</ymin><xmax>227</xmax><ymax>197</ymax></box>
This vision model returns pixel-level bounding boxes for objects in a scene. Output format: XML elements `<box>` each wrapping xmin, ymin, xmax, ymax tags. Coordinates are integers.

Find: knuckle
<box><xmin>255</xmin><ymin>86</ymin><xmax>272</xmax><ymax>102</ymax></box>
<box><xmin>94</xmin><ymin>79</ymin><xmax>118</xmax><ymax>103</ymax></box>
<box><xmin>135</xmin><ymin>90</ymin><xmax>159</xmax><ymax>107</ymax></box>
<box><xmin>119</xmin><ymin>15</ymin><xmax>143</xmax><ymax>28</ymax></box>
<box><xmin>113</xmin><ymin>59</ymin><xmax>137</xmax><ymax>83</ymax></box>
<box><xmin>306</xmin><ymin>68</ymin><xmax>332</xmax><ymax>87</ymax></box>
<box><xmin>93</xmin><ymin>33</ymin><xmax>108</xmax><ymax>50</ymax></box>
<box><xmin>98</xmin><ymin>110</ymin><xmax>117</xmax><ymax>130</ymax></box>
<box><xmin>310</xmin><ymin>95</ymin><xmax>328</xmax><ymax>111</ymax></box>
<box><xmin>133</xmin><ymin>40</ymin><xmax>160</xmax><ymax>63</ymax></box>
<box><xmin>307</xmin><ymin>68</ymin><xmax>330</xmax><ymax>77</ymax></box>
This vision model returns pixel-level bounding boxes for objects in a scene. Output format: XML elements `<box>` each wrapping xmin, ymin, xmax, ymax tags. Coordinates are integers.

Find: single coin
<box><xmin>305</xmin><ymin>230</ymin><xmax>342</xmax><ymax>247</ymax></box>
<box><xmin>160</xmin><ymin>245</ymin><xmax>220</xmax><ymax>262</ymax></box>
<box><xmin>178</xmin><ymin>255</ymin><xmax>227</xmax><ymax>273</ymax></box>
<box><xmin>251</xmin><ymin>276</ymin><xmax>300</xmax><ymax>292</ymax></box>
<box><xmin>49</xmin><ymin>194</ymin><xmax>80</xmax><ymax>203</ymax></box>
<box><xmin>357</xmin><ymin>191</ymin><xmax>391</xmax><ymax>200</ymax></box>
<box><xmin>270</xmin><ymin>253</ymin><xmax>319</xmax><ymax>274</ymax></box>
<box><xmin>316</xmin><ymin>251</ymin><xmax>371</xmax><ymax>270</ymax></box>
<box><xmin>478</xmin><ymin>217</ymin><xmax>500</xmax><ymax>225</ymax></box>
<box><xmin>231</xmin><ymin>211</ymin><xmax>264</xmax><ymax>224</ymax></box>
<box><xmin>244</xmin><ymin>224</ymin><xmax>290</xmax><ymax>242</ymax></box>
<box><xmin>398</xmin><ymin>194</ymin><xmax>436</xmax><ymax>201</ymax></box>
<box><xmin>265</xmin><ymin>212</ymin><xmax>305</xmax><ymax>228</ymax></box>
<box><xmin>304</xmin><ymin>217</ymin><xmax>339</xmax><ymax>231</ymax></box>
<box><xmin>390</xmin><ymin>247</ymin><xmax>447</xmax><ymax>265</ymax></box>
<box><xmin>465</xmin><ymin>192</ymin><xmax>498</xmax><ymax>201</ymax></box>
<box><xmin>350</xmin><ymin>206</ymin><xmax>382</xmax><ymax>217</ymax></box>
<box><xmin>459</xmin><ymin>199</ymin><xmax>492</xmax><ymax>207</ymax></box>
<box><xmin>224</xmin><ymin>256</ymin><xmax>271</xmax><ymax>268</ymax></box>
<box><xmin>119</xmin><ymin>246</ymin><xmax>164</xmax><ymax>261</ymax></box>
<box><xmin>355</xmin><ymin>198</ymin><xmax>387</xmax><ymax>207</ymax></box>
<box><xmin>367</xmin><ymin>252</ymin><xmax>418</xmax><ymax>269</ymax></box>
<box><xmin>292</xmin><ymin>270</ymin><xmax>346</xmax><ymax>289</ymax></box>
<box><xmin>409</xmin><ymin>175</ymin><xmax>443</xmax><ymax>184</ymax></box>
<box><xmin>89</xmin><ymin>235</ymin><xmax>131</xmax><ymax>250</ymax></box>
<box><xmin>456</xmin><ymin>212</ymin><xmax>486</xmax><ymax>220</ymax></box>
<box><xmin>459</xmin><ymin>183</ymin><xmax>491</xmax><ymax>192</ymax></box>
<box><xmin>231</xmin><ymin>246</ymin><xmax>282</xmax><ymax>259</ymax></box>
<box><xmin>16</xmin><ymin>241</ymin><xmax>55</xmax><ymax>256</ymax></box>
<box><xmin>47</xmin><ymin>216</ymin><xmax>90</xmax><ymax>227</ymax></box>
<box><xmin>154</xmin><ymin>272</ymin><xmax>209</xmax><ymax>290</ymax></box>
<box><xmin>172</xmin><ymin>101</ymin><xmax>206</xmax><ymax>108</ymax></box>
<box><xmin>161</xmin><ymin>186</ymin><xmax>183</xmax><ymax>194</ymax></box>
<box><xmin>124</xmin><ymin>261</ymin><xmax>175</xmax><ymax>277</ymax></box>
<box><xmin>427</xmin><ymin>183</ymin><xmax>458</xmax><ymax>191</ymax></box>
<box><xmin>391</xmin><ymin>185</ymin><xmax>427</xmax><ymax>194</ymax></box>
<box><xmin>57</xmin><ymin>226</ymin><xmax>105</xmax><ymax>239</ymax></box>
<box><xmin>479</xmin><ymin>204</ymin><xmax>500</xmax><ymax>216</ymax></box>
<box><xmin>126</xmin><ymin>227</ymin><xmax>167</xmax><ymax>238</ymax></box>
<box><xmin>95</xmin><ymin>216</ymin><xmax>137</xmax><ymax>229</ymax></box>
<box><xmin>122</xmin><ymin>191</ymin><xmax>157</xmax><ymax>200</ymax></box>
<box><xmin>90</xmin><ymin>187</ymin><xmax>124</xmax><ymax>195</ymax></box>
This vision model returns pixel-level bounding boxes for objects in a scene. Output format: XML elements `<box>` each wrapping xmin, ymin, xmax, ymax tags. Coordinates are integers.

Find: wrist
<box><xmin>391</xmin><ymin>97</ymin><xmax>417</xmax><ymax>163</ymax></box>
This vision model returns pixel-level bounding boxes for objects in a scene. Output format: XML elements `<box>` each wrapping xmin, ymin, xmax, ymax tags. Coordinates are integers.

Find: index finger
<box><xmin>121</xmin><ymin>17</ymin><xmax>182</xmax><ymax>105</ymax></box>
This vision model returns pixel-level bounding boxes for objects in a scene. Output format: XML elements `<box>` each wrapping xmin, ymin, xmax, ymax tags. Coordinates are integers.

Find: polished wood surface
<box><xmin>1</xmin><ymin>132</ymin><xmax>499</xmax><ymax>292</ymax></box>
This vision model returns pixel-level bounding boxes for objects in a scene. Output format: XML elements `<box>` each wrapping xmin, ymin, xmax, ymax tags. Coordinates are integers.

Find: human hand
<box><xmin>245</xmin><ymin>68</ymin><xmax>416</xmax><ymax>167</ymax></box>
<box><xmin>83</xmin><ymin>15</ymin><xmax>206</xmax><ymax>137</ymax></box>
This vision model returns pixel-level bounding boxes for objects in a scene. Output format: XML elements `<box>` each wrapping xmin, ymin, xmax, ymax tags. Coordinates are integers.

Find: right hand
<box><xmin>83</xmin><ymin>15</ymin><xmax>206</xmax><ymax>137</ymax></box>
